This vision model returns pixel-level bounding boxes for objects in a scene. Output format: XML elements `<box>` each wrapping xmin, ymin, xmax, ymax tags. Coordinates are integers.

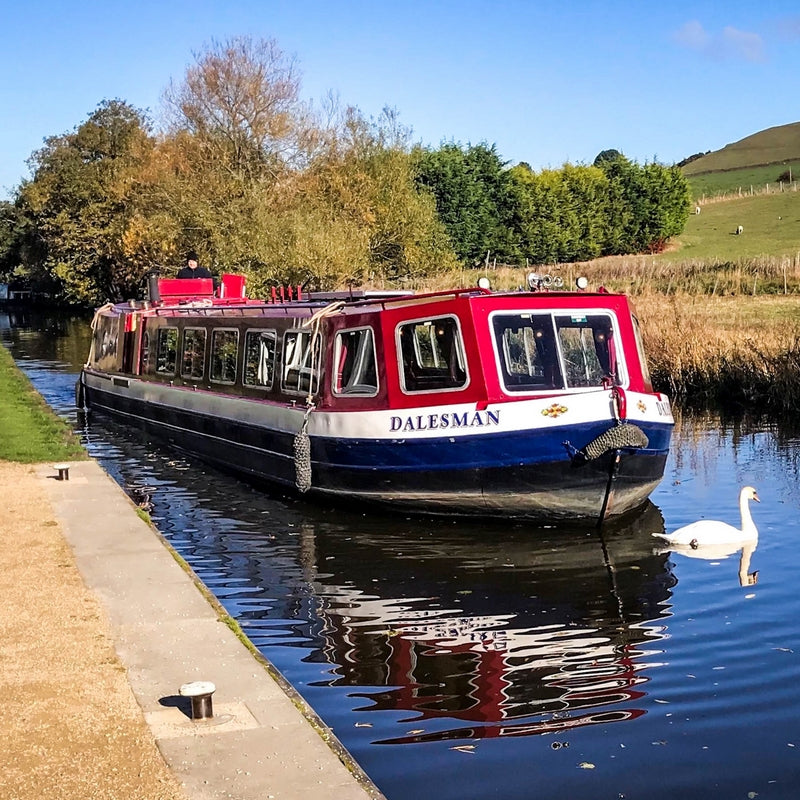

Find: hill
<box><xmin>682</xmin><ymin>121</ymin><xmax>800</xmax><ymax>175</ymax></box>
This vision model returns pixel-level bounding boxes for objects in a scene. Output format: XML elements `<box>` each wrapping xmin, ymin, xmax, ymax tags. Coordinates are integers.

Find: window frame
<box><xmin>331</xmin><ymin>325</ymin><xmax>379</xmax><ymax>397</ymax></box>
<box><xmin>180</xmin><ymin>326</ymin><xmax>207</xmax><ymax>381</ymax></box>
<box><xmin>155</xmin><ymin>326</ymin><xmax>178</xmax><ymax>376</ymax></box>
<box><xmin>395</xmin><ymin>313</ymin><xmax>469</xmax><ymax>395</ymax></box>
<box><xmin>281</xmin><ymin>328</ymin><xmax>322</xmax><ymax>396</ymax></box>
<box><xmin>489</xmin><ymin>308</ymin><xmax>626</xmax><ymax>395</ymax></box>
<box><xmin>243</xmin><ymin>328</ymin><xmax>278</xmax><ymax>390</ymax></box>
<box><xmin>209</xmin><ymin>327</ymin><xmax>240</xmax><ymax>385</ymax></box>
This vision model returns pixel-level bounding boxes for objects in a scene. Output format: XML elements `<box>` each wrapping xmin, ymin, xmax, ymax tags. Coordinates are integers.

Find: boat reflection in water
<box><xmin>239</xmin><ymin>502</ymin><xmax>676</xmax><ymax>745</ymax></box>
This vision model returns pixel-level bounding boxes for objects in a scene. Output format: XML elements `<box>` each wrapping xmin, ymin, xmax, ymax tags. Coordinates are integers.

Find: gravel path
<box><xmin>0</xmin><ymin>462</ymin><xmax>187</xmax><ymax>800</ymax></box>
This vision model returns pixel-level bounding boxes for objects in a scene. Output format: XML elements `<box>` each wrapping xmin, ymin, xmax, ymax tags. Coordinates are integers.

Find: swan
<box><xmin>653</xmin><ymin>486</ymin><xmax>760</xmax><ymax>548</ymax></box>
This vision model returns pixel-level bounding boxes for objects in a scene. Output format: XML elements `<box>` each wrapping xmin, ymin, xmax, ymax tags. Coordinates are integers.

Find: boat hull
<box><xmin>81</xmin><ymin>372</ymin><xmax>670</xmax><ymax>521</ymax></box>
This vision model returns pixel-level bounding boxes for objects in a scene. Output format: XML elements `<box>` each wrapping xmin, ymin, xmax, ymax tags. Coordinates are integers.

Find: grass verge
<box><xmin>0</xmin><ymin>343</ymin><xmax>86</xmax><ymax>462</ymax></box>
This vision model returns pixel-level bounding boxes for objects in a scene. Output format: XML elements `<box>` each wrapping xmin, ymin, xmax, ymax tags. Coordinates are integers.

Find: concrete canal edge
<box><xmin>38</xmin><ymin>458</ymin><xmax>386</xmax><ymax>800</ymax></box>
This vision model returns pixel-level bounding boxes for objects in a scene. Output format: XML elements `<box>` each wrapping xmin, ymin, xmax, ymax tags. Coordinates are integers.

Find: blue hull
<box><xmin>83</xmin><ymin>380</ymin><xmax>670</xmax><ymax>521</ymax></box>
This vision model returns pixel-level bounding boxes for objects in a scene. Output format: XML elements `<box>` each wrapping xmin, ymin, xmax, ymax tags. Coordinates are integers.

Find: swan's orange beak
<box><xmin>753</xmin><ymin>492</ymin><xmax>761</xmax><ymax>502</ymax></box>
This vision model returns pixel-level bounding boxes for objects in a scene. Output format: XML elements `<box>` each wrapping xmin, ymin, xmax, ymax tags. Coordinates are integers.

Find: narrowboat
<box><xmin>77</xmin><ymin>272</ymin><xmax>673</xmax><ymax>522</ymax></box>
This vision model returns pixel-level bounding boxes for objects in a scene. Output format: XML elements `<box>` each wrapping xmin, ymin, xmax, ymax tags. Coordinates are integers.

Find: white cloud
<box><xmin>722</xmin><ymin>26</ymin><xmax>765</xmax><ymax>62</ymax></box>
<box><xmin>674</xmin><ymin>20</ymin><xmax>711</xmax><ymax>51</ymax></box>
<box><xmin>674</xmin><ymin>20</ymin><xmax>765</xmax><ymax>62</ymax></box>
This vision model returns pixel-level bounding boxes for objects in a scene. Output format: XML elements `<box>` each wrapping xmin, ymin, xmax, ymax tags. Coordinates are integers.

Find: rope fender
<box><xmin>582</xmin><ymin>423</ymin><xmax>649</xmax><ymax>461</ymax></box>
<box><xmin>294</xmin><ymin>404</ymin><xmax>315</xmax><ymax>493</ymax></box>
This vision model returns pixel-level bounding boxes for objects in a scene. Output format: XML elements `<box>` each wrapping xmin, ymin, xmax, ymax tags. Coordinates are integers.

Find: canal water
<box><xmin>4</xmin><ymin>308</ymin><xmax>800</xmax><ymax>799</ymax></box>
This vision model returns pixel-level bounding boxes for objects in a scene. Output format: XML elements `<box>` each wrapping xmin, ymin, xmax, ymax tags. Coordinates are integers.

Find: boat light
<box><xmin>576</xmin><ymin>276</ymin><xmax>589</xmax><ymax>290</ymax></box>
<box><xmin>527</xmin><ymin>272</ymin><xmax>540</xmax><ymax>289</ymax></box>
<box><xmin>477</xmin><ymin>277</ymin><xmax>492</xmax><ymax>290</ymax></box>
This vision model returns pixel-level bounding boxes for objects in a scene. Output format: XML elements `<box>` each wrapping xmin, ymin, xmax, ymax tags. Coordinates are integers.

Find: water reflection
<box><xmin>209</xmin><ymin>503</ymin><xmax>676</xmax><ymax>745</ymax></box>
<box><xmin>655</xmin><ymin>540</ymin><xmax>759</xmax><ymax>587</ymax></box>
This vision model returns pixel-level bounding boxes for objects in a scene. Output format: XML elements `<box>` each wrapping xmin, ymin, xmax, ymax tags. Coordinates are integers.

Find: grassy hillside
<box><xmin>688</xmin><ymin>162</ymin><xmax>800</xmax><ymax>200</ymax></box>
<box><xmin>683</xmin><ymin>121</ymin><xmax>800</xmax><ymax>175</ymax></box>
<box><xmin>670</xmin><ymin>190</ymin><xmax>800</xmax><ymax>263</ymax></box>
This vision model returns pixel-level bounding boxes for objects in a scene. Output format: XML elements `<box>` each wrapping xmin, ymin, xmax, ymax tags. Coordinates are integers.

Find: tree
<box><xmin>163</xmin><ymin>35</ymin><xmax>317</xmax><ymax>183</ymax></box>
<box><xmin>595</xmin><ymin>155</ymin><xmax>691</xmax><ymax>253</ymax></box>
<box><xmin>16</xmin><ymin>100</ymin><xmax>154</xmax><ymax>303</ymax></box>
<box><xmin>414</xmin><ymin>142</ymin><xmax>517</xmax><ymax>264</ymax></box>
<box><xmin>593</xmin><ymin>149</ymin><xmax>624</xmax><ymax>167</ymax></box>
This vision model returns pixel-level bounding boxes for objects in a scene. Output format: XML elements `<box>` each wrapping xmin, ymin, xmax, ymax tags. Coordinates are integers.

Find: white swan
<box><xmin>653</xmin><ymin>486</ymin><xmax>760</xmax><ymax>547</ymax></box>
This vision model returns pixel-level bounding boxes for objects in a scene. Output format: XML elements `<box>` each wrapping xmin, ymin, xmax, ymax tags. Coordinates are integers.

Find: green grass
<box><xmin>0</xmin><ymin>344</ymin><xmax>86</xmax><ymax>463</ymax></box>
<box><xmin>665</xmin><ymin>190</ymin><xmax>800</xmax><ymax>263</ymax></box>
<box><xmin>682</xmin><ymin>121</ymin><xmax>800</xmax><ymax>175</ymax></box>
<box><xmin>687</xmin><ymin>163</ymin><xmax>800</xmax><ymax>200</ymax></box>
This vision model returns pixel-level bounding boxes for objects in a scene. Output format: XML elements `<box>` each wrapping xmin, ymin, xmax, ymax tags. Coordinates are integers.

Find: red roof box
<box><xmin>158</xmin><ymin>278</ymin><xmax>214</xmax><ymax>299</ymax></box>
<box><xmin>219</xmin><ymin>273</ymin><xmax>246</xmax><ymax>299</ymax></box>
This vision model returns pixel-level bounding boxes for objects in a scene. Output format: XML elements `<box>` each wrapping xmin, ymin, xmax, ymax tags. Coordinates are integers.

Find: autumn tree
<box><xmin>291</xmin><ymin>106</ymin><xmax>457</xmax><ymax>289</ymax></box>
<box><xmin>158</xmin><ymin>38</ymin><xmax>456</xmax><ymax>289</ymax></box>
<box><xmin>163</xmin><ymin>36</ymin><xmax>316</xmax><ymax>182</ymax></box>
<box><xmin>15</xmin><ymin>100</ymin><xmax>154</xmax><ymax>304</ymax></box>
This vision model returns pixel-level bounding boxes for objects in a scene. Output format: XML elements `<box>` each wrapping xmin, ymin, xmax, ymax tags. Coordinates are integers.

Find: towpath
<box><xmin>0</xmin><ymin>460</ymin><xmax>384</xmax><ymax>800</ymax></box>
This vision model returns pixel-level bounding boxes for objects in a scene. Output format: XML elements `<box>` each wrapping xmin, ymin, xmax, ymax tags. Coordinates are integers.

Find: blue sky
<box><xmin>2</xmin><ymin>1</ymin><xmax>799</xmax><ymax>199</ymax></box>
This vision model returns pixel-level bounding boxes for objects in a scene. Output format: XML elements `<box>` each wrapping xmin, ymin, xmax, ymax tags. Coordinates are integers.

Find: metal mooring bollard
<box><xmin>53</xmin><ymin>463</ymin><xmax>70</xmax><ymax>481</ymax></box>
<box><xmin>179</xmin><ymin>680</ymin><xmax>216</xmax><ymax>721</ymax></box>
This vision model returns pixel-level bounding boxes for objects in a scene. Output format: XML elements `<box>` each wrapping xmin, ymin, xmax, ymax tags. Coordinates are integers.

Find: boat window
<box><xmin>397</xmin><ymin>316</ymin><xmax>467</xmax><ymax>393</ymax></box>
<box><xmin>210</xmin><ymin>328</ymin><xmax>239</xmax><ymax>384</ymax></box>
<box><xmin>554</xmin><ymin>314</ymin><xmax>619</xmax><ymax>388</ymax></box>
<box><xmin>282</xmin><ymin>329</ymin><xmax>321</xmax><ymax>395</ymax></box>
<box><xmin>243</xmin><ymin>329</ymin><xmax>277</xmax><ymax>389</ymax></box>
<box><xmin>333</xmin><ymin>327</ymin><xmax>378</xmax><ymax>396</ymax></box>
<box><xmin>155</xmin><ymin>327</ymin><xmax>178</xmax><ymax>375</ymax></box>
<box><xmin>140</xmin><ymin>331</ymin><xmax>150</xmax><ymax>373</ymax></box>
<box><xmin>492</xmin><ymin>314</ymin><xmax>563</xmax><ymax>391</ymax></box>
<box><xmin>181</xmin><ymin>328</ymin><xmax>207</xmax><ymax>380</ymax></box>
<box><xmin>631</xmin><ymin>314</ymin><xmax>653</xmax><ymax>389</ymax></box>
<box><xmin>492</xmin><ymin>312</ymin><xmax>621</xmax><ymax>392</ymax></box>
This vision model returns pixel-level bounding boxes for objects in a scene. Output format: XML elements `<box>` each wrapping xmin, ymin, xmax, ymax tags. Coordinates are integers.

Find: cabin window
<box><xmin>492</xmin><ymin>312</ymin><xmax>621</xmax><ymax>392</ymax></box>
<box><xmin>140</xmin><ymin>331</ymin><xmax>150</xmax><ymax>373</ymax></box>
<box><xmin>181</xmin><ymin>328</ymin><xmax>207</xmax><ymax>380</ymax></box>
<box><xmin>243</xmin><ymin>329</ymin><xmax>277</xmax><ymax>388</ymax></box>
<box><xmin>554</xmin><ymin>314</ymin><xmax>618</xmax><ymax>388</ymax></box>
<box><xmin>282</xmin><ymin>329</ymin><xmax>321</xmax><ymax>395</ymax></box>
<box><xmin>631</xmin><ymin>314</ymin><xmax>652</xmax><ymax>389</ymax></box>
<box><xmin>155</xmin><ymin>327</ymin><xmax>178</xmax><ymax>375</ymax></box>
<box><xmin>333</xmin><ymin>327</ymin><xmax>378</xmax><ymax>396</ymax></box>
<box><xmin>210</xmin><ymin>328</ymin><xmax>239</xmax><ymax>384</ymax></box>
<box><xmin>397</xmin><ymin>316</ymin><xmax>467</xmax><ymax>393</ymax></box>
<box><xmin>492</xmin><ymin>314</ymin><xmax>563</xmax><ymax>390</ymax></box>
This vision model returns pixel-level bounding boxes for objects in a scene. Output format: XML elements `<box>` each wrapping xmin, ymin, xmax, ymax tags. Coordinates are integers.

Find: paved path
<box><xmin>39</xmin><ymin>459</ymin><xmax>385</xmax><ymax>800</ymax></box>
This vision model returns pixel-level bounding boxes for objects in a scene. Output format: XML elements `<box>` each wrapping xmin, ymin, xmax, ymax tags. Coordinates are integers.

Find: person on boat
<box><xmin>177</xmin><ymin>251</ymin><xmax>213</xmax><ymax>280</ymax></box>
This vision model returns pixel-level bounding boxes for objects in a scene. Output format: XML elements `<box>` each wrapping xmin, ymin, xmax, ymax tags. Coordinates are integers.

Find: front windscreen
<box><xmin>493</xmin><ymin>312</ymin><xmax>620</xmax><ymax>393</ymax></box>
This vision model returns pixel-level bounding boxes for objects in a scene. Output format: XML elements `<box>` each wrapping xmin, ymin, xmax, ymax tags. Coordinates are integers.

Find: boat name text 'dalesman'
<box><xmin>390</xmin><ymin>409</ymin><xmax>501</xmax><ymax>432</ymax></box>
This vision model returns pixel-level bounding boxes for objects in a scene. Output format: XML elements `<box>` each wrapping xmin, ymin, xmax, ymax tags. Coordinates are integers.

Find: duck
<box><xmin>653</xmin><ymin>486</ymin><xmax>760</xmax><ymax>548</ymax></box>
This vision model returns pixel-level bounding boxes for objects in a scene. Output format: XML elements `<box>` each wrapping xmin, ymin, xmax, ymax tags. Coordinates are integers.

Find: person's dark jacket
<box><xmin>176</xmin><ymin>265</ymin><xmax>213</xmax><ymax>279</ymax></box>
